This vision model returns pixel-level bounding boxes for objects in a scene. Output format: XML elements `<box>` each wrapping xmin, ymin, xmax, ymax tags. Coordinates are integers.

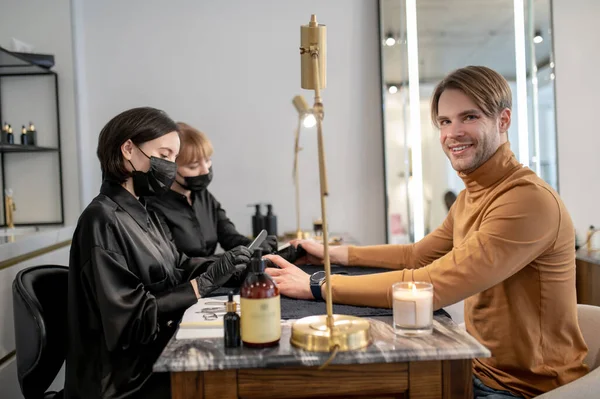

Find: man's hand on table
<box><xmin>289</xmin><ymin>239</ymin><xmax>349</xmax><ymax>266</ymax></box>
<box><xmin>264</xmin><ymin>255</ymin><xmax>314</xmax><ymax>300</ymax></box>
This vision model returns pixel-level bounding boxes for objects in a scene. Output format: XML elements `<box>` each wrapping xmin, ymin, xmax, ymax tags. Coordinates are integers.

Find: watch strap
<box><xmin>310</xmin><ymin>274</ymin><xmax>325</xmax><ymax>301</ymax></box>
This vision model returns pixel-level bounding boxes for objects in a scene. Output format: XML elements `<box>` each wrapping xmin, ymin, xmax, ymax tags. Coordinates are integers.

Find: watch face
<box><xmin>310</xmin><ymin>271</ymin><xmax>326</xmax><ymax>284</ymax></box>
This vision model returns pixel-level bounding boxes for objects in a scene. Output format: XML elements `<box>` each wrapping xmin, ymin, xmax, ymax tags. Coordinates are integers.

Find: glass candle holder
<box><xmin>392</xmin><ymin>281</ymin><xmax>434</xmax><ymax>336</ymax></box>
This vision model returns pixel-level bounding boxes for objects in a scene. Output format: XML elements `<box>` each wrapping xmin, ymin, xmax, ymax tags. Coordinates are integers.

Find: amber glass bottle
<box><xmin>240</xmin><ymin>249</ymin><xmax>281</xmax><ymax>348</ymax></box>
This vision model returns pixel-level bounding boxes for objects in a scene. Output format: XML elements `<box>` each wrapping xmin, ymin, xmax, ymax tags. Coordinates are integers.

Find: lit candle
<box><xmin>392</xmin><ymin>281</ymin><xmax>434</xmax><ymax>336</ymax></box>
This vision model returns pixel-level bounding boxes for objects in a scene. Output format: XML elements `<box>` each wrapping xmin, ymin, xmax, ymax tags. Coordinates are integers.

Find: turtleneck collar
<box><xmin>459</xmin><ymin>142</ymin><xmax>522</xmax><ymax>195</ymax></box>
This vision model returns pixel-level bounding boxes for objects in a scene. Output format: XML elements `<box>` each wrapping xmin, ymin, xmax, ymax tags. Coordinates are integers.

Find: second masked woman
<box><xmin>146</xmin><ymin>122</ymin><xmax>277</xmax><ymax>258</ymax></box>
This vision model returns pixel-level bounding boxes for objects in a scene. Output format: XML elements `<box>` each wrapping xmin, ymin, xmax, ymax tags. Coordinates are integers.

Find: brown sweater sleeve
<box><xmin>331</xmin><ymin>184</ymin><xmax>561</xmax><ymax>310</ymax></box>
<box><xmin>347</xmin><ymin>209</ymin><xmax>454</xmax><ymax>269</ymax></box>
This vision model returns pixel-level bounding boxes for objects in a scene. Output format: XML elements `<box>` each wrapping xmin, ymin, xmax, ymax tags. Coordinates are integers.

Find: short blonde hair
<box><xmin>175</xmin><ymin>122</ymin><xmax>214</xmax><ymax>165</ymax></box>
<box><xmin>430</xmin><ymin>66</ymin><xmax>512</xmax><ymax>128</ymax></box>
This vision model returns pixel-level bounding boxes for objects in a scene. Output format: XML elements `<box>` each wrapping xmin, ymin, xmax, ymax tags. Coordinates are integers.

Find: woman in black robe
<box><xmin>65</xmin><ymin>107</ymin><xmax>251</xmax><ymax>399</ymax></box>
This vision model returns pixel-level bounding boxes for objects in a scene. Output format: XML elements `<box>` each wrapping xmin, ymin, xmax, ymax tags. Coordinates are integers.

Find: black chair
<box><xmin>13</xmin><ymin>265</ymin><xmax>68</xmax><ymax>399</ymax></box>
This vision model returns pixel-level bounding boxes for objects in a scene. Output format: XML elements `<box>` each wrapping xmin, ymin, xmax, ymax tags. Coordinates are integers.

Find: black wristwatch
<box><xmin>310</xmin><ymin>271</ymin><xmax>326</xmax><ymax>301</ymax></box>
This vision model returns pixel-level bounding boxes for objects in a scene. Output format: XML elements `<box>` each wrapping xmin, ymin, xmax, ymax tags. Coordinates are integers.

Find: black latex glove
<box><xmin>259</xmin><ymin>235</ymin><xmax>278</xmax><ymax>254</ymax></box>
<box><xmin>275</xmin><ymin>244</ymin><xmax>307</xmax><ymax>264</ymax></box>
<box><xmin>196</xmin><ymin>245</ymin><xmax>252</xmax><ymax>297</ymax></box>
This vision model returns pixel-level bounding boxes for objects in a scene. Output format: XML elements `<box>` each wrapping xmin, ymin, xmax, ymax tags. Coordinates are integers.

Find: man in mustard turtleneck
<box><xmin>265</xmin><ymin>66</ymin><xmax>589</xmax><ymax>399</ymax></box>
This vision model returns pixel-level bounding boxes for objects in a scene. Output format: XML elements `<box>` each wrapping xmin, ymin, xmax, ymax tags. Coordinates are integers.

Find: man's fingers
<box><xmin>271</xmin><ymin>275</ymin><xmax>284</xmax><ymax>285</ymax></box>
<box><xmin>265</xmin><ymin>267</ymin><xmax>283</xmax><ymax>276</ymax></box>
<box><xmin>264</xmin><ymin>255</ymin><xmax>294</xmax><ymax>269</ymax></box>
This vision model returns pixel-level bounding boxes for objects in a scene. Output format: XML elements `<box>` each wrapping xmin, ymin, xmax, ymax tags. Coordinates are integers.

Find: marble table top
<box><xmin>154</xmin><ymin>314</ymin><xmax>490</xmax><ymax>373</ymax></box>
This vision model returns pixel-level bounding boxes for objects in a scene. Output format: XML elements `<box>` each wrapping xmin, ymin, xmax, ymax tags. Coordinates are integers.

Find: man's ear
<box><xmin>498</xmin><ymin>108</ymin><xmax>511</xmax><ymax>133</ymax></box>
<box><xmin>121</xmin><ymin>139</ymin><xmax>134</xmax><ymax>161</ymax></box>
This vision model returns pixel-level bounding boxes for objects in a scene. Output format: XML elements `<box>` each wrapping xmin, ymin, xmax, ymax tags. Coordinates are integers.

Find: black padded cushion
<box><xmin>13</xmin><ymin>265</ymin><xmax>68</xmax><ymax>399</ymax></box>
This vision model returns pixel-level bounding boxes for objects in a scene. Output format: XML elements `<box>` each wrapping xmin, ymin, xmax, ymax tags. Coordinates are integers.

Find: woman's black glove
<box><xmin>274</xmin><ymin>244</ymin><xmax>307</xmax><ymax>264</ymax></box>
<box><xmin>259</xmin><ymin>235</ymin><xmax>278</xmax><ymax>254</ymax></box>
<box><xmin>195</xmin><ymin>245</ymin><xmax>252</xmax><ymax>297</ymax></box>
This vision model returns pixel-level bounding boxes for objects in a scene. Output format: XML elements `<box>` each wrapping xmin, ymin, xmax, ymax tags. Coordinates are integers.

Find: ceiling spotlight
<box><xmin>388</xmin><ymin>85</ymin><xmax>398</xmax><ymax>94</ymax></box>
<box><xmin>385</xmin><ymin>32</ymin><xmax>396</xmax><ymax>46</ymax></box>
<box><xmin>533</xmin><ymin>30</ymin><xmax>543</xmax><ymax>44</ymax></box>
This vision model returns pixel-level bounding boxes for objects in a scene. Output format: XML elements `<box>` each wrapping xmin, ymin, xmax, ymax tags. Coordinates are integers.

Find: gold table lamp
<box><xmin>290</xmin><ymin>15</ymin><xmax>371</xmax><ymax>353</ymax></box>
<box><xmin>288</xmin><ymin>95</ymin><xmax>314</xmax><ymax>240</ymax></box>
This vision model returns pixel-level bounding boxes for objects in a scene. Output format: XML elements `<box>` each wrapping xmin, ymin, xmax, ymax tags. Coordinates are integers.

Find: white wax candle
<box><xmin>393</xmin><ymin>287</ymin><xmax>433</xmax><ymax>328</ymax></box>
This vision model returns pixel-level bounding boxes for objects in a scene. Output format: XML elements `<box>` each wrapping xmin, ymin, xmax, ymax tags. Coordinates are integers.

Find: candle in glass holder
<box><xmin>392</xmin><ymin>282</ymin><xmax>433</xmax><ymax>336</ymax></box>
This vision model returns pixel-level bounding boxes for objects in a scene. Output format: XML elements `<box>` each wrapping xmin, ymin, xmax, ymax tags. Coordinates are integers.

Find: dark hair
<box><xmin>97</xmin><ymin>107</ymin><xmax>179</xmax><ymax>183</ymax></box>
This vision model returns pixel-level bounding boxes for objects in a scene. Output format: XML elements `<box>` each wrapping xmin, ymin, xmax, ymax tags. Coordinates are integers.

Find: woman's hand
<box><xmin>290</xmin><ymin>239</ymin><xmax>349</xmax><ymax>266</ymax></box>
<box><xmin>259</xmin><ymin>235</ymin><xmax>278</xmax><ymax>254</ymax></box>
<box><xmin>264</xmin><ymin>255</ymin><xmax>313</xmax><ymax>300</ymax></box>
<box><xmin>195</xmin><ymin>245</ymin><xmax>252</xmax><ymax>297</ymax></box>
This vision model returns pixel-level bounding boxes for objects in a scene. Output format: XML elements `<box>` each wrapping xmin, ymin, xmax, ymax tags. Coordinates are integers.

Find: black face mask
<box><xmin>129</xmin><ymin>146</ymin><xmax>177</xmax><ymax>197</ymax></box>
<box><xmin>178</xmin><ymin>167</ymin><xmax>213</xmax><ymax>191</ymax></box>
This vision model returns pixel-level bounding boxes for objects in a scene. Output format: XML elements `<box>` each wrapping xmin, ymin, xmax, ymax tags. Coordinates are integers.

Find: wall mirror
<box><xmin>379</xmin><ymin>0</ymin><xmax>556</xmax><ymax>243</ymax></box>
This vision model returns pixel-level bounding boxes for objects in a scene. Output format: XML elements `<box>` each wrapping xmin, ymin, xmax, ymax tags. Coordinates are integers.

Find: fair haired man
<box><xmin>265</xmin><ymin>66</ymin><xmax>588</xmax><ymax>398</ymax></box>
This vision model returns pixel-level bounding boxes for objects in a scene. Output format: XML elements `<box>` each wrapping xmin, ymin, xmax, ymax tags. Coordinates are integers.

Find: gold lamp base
<box><xmin>282</xmin><ymin>230</ymin><xmax>313</xmax><ymax>240</ymax></box>
<box><xmin>291</xmin><ymin>314</ymin><xmax>371</xmax><ymax>352</ymax></box>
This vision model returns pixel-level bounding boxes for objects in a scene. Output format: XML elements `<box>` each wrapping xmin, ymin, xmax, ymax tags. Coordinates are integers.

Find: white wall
<box><xmin>0</xmin><ymin>0</ymin><xmax>81</xmax><ymax>225</ymax></box>
<box><xmin>553</xmin><ymin>0</ymin><xmax>600</xmax><ymax>240</ymax></box>
<box><xmin>73</xmin><ymin>0</ymin><xmax>386</xmax><ymax>245</ymax></box>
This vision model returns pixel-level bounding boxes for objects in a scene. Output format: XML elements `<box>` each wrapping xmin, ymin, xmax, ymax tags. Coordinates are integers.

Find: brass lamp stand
<box><xmin>291</xmin><ymin>95</ymin><xmax>312</xmax><ymax>240</ymax></box>
<box><xmin>290</xmin><ymin>15</ymin><xmax>371</xmax><ymax>353</ymax></box>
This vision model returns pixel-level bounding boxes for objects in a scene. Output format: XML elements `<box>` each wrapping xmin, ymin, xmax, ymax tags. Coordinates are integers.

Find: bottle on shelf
<box><xmin>240</xmin><ymin>249</ymin><xmax>281</xmax><ymax>348</ymax></box>
<box><xmin>28</xmin><ymin>122</ymin><xmax>37</xmax><ymax>146</ymax></box>
<box><xmin>6</xmin><ymin>125</ymin><xmax>14</xmax><ymax>144</ymax></box>
<box><xmin>1</xmin><ymin>122</ymin><xmax>8</xmax><ymax>144</ymax></box>
<box><xmin>20</xmin><ymin>125</ymin><xmax>29</xmax><ymax>145</ymax></box>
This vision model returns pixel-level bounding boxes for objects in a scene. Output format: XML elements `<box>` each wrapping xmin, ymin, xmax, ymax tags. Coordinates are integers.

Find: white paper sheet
<box><xmin>176</xmin><ymin>294</ymin><xmax>240</xmax><ymax>340</ymax></box>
